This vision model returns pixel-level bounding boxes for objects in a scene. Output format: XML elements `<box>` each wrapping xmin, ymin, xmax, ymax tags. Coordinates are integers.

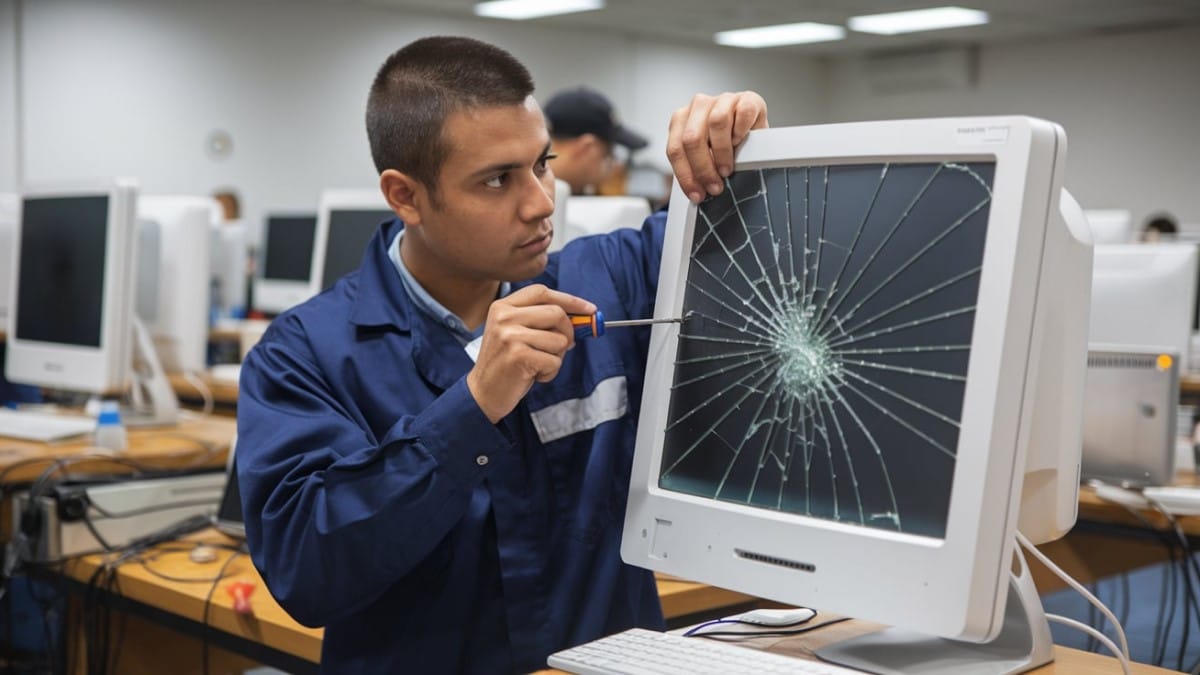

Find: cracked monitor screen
<box><xmin>659</xmin><ymin>162</ymin><xmax>995</xmax><ymax>539</ymax></box>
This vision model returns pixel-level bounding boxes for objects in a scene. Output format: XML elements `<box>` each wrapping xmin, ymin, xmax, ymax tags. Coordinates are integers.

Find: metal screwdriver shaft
<box><xmin>569</xmin><ymin>311</ymin><xmax>685</xmax><ymax>338</ymax></box>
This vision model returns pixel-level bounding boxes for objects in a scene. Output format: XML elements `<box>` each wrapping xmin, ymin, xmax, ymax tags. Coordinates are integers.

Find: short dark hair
<box><xmin>1144</xmin><ymin>213</ymin><xmax>1179</xmax><ymax>235</ymax></box>
<box><xmin>366</xmin><ymin>36</ymin><xmax>535</xmax><ymax>199</ymax></box>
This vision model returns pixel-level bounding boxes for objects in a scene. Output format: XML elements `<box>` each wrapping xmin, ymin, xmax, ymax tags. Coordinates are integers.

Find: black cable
<box><xmin>202</xmin><ymin>550</ymin><xmax>244</xmax><ymax>675</ymax></box>
<box><xmin>684</xmin><ymin>616</ymin><xmax>853</xmax><ymax>639</ymax></box>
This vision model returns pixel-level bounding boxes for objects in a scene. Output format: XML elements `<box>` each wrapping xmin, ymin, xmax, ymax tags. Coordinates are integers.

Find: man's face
<box><xmin>405</xmin><ymin>96</ymin><xmax>557</xmax><ymax>285</ymax></box>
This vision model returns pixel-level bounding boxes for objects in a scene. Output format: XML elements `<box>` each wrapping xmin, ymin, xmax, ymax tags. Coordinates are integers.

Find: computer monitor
<box><xmin>253</xmin><ymin>213</ymin><xmax>318</xmax><ymax>315</ymax></box>
<box><xmin>548</xmin><ymin>179</ymin><xmax>571</xmax><ymax>253</ymax></box>
<box><xmin>136</xmin><ymin>195</ymin><xmax>216</xmax><ymax>374</ymax></box>
<box><xmin>1083</xmin><ymin>209</ymin><xmax>1133</xmax><ymax>244</ymax></box>
<box><xmin>0</xmin><ymin>193</ymin><xmax>17</xmax><ymax>326</ymax></box>
<box><xmin>213</xmin><ymin>437</ymin><xmax>245</xmax><ymax>539</ymax></box>
<box><xmin>309</xmin><ymin>189</ymin><xmax>392</xmax><ymax>295</ymax></box>
<box><xmin>210</xmin><ymin>219</ymin><xmax>248</xmax><ymax>322</ymax></box>
<box><xmin>5</xmin><ymin>180</ymin><xmax>139</xmax><ymax>394</ymax></box>
<box><xmin>561</xmin><ymin>195</ymin><xmax>651</xmax><ymax>247</ymax></box>
<box><xmin>1088</xmin><ymin>243</ymin><xmax>1198</xmax><ymax>369</ymax></box>
<box><xmin>621</xmin><ymin>117</ymin><xmax>1092</xmax><ymax>672</ymax></box>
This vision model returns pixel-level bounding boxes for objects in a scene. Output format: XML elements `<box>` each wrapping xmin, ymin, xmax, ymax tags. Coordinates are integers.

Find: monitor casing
<box><xmin>621</xmin><ymin>117</ymin><xmax>1091</xmax><ymax>648</ymax></box>
<box><xmin>308</xmin><ymin>189</ymin><xmax>392</xmax><ymax>296</ymax></box>
<box><xmin>6</xmin><ymin>179</ymin><xmax>139</xmax><ymax>394</ymax></box>
<box><xmin>136</xmin><ymin>195</ymin><xmax>217</xmax><ymax>374</ymax></box>
<box><xmin>253</xmin><ymin>212</ymin><xmax>318</xmax><ymax>315</ymax></box>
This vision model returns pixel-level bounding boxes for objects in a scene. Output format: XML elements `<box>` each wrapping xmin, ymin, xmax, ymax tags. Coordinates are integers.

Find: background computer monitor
<box><xmin>0</xmin><ymin>193</ymin><xmax>17</xmax><ymax>326</ymax></box>
<box><xmin>1083</xmin><ymin>209</ymin><xmax>1134</xmax><ymax>244</ymax></box>
<box><xmin>309</xmin><ymin>189</ymin><xmax>392</xmax><ymax>295</ymax></box>
<box><xmin>560</xmin><ymin>195</ymin><xmax>651</xmax><ymax>247</ymax></box>
<box><xmin>621</xmin><ymin>117</ymin><xmax>1091</xmax><ymax>672</ymax></box>
<box><xmin>5</xmin><ymin>180</ymin><xmax>139</xmax><ymax>394</ymax></box>
<box><xmin>547</xmin><ymin>179</ymin><xmax>571</xmax><ymax>253</ymax></box>
<box><xmin>253</xmin><ymin>213</ymin><xmax>318</xmax><ymax>315</ymax></box>
<box><xmin>210</xmin><ymin>218</ymin><xmax>247</xmax><ymax>322</ymax></box>
<box><xmin>1088</xmin><ymin>243</ymin><xmax>1198</xmax><ymax>368</ymax></box>
<box><xmin>136</xmin><ymin>195</ymin><xmax>216</xmax><ymax>374</ymax></box>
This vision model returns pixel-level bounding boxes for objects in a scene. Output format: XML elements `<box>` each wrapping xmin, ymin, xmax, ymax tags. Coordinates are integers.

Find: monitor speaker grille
<box><xmin>1087</xmin><ymin>353</ymin><xmax>1159</xmax><ymax>370</ymax></box>
<box><xmin>735</xmin><ymin>548</ymin><xmax>815</xmax><ymax>572</ymax></box>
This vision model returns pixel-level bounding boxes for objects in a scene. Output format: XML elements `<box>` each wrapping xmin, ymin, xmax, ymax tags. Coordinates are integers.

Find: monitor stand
<box><xmin>123</xmin><ymin>316</ymin><xmax>180</xmax><ymax>427</ymax></box>
<box><xmin>814</xmin><ymin>546</ymin><xmax>1053</xmax><ymax>675</ymax></box>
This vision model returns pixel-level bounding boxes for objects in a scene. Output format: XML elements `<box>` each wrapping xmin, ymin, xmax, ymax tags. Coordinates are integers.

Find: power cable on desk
<box><xmin>202</xmin><ymin>549</ymin><xmax>244</xmax><ymax>675</ymax></box>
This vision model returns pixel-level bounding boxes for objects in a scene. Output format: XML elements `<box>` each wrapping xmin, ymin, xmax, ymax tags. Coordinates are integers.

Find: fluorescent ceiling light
<box><xmin>848</xmin><ymin>6</ymin><xmax>989</xmax><ymax>35</ymax></box>
<box><xmin>715</xmin><ymin>22</ymin><xmax>845</xmax><ymax>48</ymax></box>
<box><xmin>474</xmin><ymin>0</ymin><xmax>604</xmax><ymax>21</ymax></box>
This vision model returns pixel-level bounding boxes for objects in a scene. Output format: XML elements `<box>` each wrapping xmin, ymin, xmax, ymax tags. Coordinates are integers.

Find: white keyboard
<box><xmin>0</xmin><ymin>408</ymin><xmax>95</xmax><ymax>442</ymax></box>
<box><xmin>547</xmin><ymin>628</ymin><xmax>864</xmax><ymax>675</ymax></box>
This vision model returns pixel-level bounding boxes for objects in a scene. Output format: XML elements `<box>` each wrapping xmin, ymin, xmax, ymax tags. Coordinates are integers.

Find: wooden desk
<box><xmin>57</xmin><ymin>534</ymin><xmax>757</xmax><ymax>674</ymax></box>
<box><xmin>168</xmin><ymin>372</ymin><xmax>240</xmax><ymax>412</ymax></box>
<box><xmin>0</xmin><ymin>414</ymin><xmax>235</xmax><ymax>484</ymax></box>
<box><xmin>1030</xmin><ymin>473</ymin><xmax>1200</xmax><ymax>593</ymax></box>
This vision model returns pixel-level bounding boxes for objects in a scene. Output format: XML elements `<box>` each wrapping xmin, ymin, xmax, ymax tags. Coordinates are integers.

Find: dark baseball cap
<box><xmin>543</xmin><ymin>87</ymin><xmax>648</xmax><ymax>150</ymax></box>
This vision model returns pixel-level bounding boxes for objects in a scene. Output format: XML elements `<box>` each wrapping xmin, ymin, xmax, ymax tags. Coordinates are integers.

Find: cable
<box><xmin>181</xmin><ymin>370</ymin><xmax>215</xmax><ymax>417</ymax></box>
<box><xmin>1015</xmin><ymin>530</ymin><xmax>1130</xmax><ymax>661</ymax></box>
<box><xmin>1046</xmin><ymin>614</ymin><xmax>1131</xmax><ymax>675</ymax></box>
<box><xmin>202</xmin><ymin>550</ymin><xmax>244</xmax><ymax>675</ymax></box>
<box><xmin>684</xmin><ymin>616</ymin><xmax>852</xmax><ymax>640</ymax></box>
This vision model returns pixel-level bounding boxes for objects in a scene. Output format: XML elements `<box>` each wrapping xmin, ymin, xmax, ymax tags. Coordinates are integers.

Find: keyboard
<box><xmin>0</xmin><ymin>408</ymin><xmax>95</xmax><ymax>442</ymax></box>
<box><xmin>547</xmin><ymin>628</ymin><xmax>864</xmax><ymax>675</ymax></box>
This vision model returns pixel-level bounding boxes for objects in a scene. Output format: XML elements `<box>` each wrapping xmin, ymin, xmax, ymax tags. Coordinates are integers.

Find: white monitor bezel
<box><xmin>6</xmin><ymin>179</ymin><xmax>139</xmax><ymax>394</ymax></box>
<box><xmin>621</xmin><ymin>116</ymin><xmax>1065</xmax><ymax>642</ymax></box>
<box><xmin>308</xmin><ymin>188</ymin><xmax>392</xmax><ymax>297</ymax></box>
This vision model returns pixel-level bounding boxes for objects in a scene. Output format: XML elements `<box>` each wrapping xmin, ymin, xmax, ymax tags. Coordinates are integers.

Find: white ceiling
<box><xmin>353</xmin><ymin>0</ymin><xmax>1200</xmax><ymax>54</ymax></box>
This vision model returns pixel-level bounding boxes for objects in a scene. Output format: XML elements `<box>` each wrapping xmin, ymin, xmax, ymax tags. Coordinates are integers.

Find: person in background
<box><xmin>235</xmin><ymin>34</ymin><xmax>766</xmax><ymax>674</ymax></box>
<box><xmin>1141</xmin><ymin>212</ymin><xmax>1179</xmax><ymax>242</ymax></box>
<box><xmin>543</xmin><ymin>86</ymin><xmax>649</xmax><ymax>195</ymax></box>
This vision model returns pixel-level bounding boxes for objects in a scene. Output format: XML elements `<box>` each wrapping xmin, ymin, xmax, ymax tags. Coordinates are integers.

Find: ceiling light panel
<box><xmin>474</xmin><ymin>0</ymin><xmax>604</xmax><ymax>21</ymax></box>
<box><xmin>848</xmin><ymin>6</ymin><xmax>989</xmax><ymax>35</ymax></box>
<box><xmin>715</xmin><ymin>22</ymin><xmax>846</xmax><ymax>48</ymax></box>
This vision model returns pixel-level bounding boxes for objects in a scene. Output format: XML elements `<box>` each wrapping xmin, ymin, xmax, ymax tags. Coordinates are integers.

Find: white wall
<box><xmin>825</xmin><ymin>25</ymin><xmax>1200</xmax><ymax>231</ymax></box>
<box><xmin>9</xmin><ymin>0</ymin><xmax>823</xmax><ymax>242</ymax></box>
<box><xmin>0</xmin><ymin>0</ymin><xmax>18</xmax><ymax>191</ymax></box>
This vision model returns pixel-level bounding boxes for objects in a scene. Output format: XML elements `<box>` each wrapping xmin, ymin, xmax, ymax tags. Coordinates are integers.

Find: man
<box><xmin>543</xmin><ymin>86</ymin><xmax>648</xmax><ymax>195</ymax></box>
<box><xmin>237</xmin><ymin>35</ymin><xmax>766</xmax><ymax>673</ymax></box>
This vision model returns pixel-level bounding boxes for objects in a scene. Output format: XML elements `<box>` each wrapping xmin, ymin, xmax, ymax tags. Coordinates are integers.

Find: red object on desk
<box><xmin>226</xmin><ymin>580</ymin><xmax>257</xmax><ymax>614</ymax></box>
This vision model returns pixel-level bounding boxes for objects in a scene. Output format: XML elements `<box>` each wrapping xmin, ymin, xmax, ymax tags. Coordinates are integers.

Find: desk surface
<box><xmin>1077</xmin><ymin>470</ymin><xmax>1200</xmax><ymax>535</ymax></box>
<box><xmin>0</xmin><ymin>414</ymin><xmax>235</xmax><ymax>483</ymax></box>
<box><xmin>62</xmin><ymin>533</ymin><xmax>757</xmax><ymax>669</ymax></box>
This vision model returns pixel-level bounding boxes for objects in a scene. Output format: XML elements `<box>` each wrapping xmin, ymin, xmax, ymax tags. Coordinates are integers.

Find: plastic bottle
<box><xmin>94</xmin><ymin>400</ymin><xmax>128</xmax><ymax>452</ymax></box>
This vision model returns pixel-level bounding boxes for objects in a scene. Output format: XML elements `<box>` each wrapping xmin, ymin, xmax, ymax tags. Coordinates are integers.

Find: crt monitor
<box><xmin>621</xmin><ymin>117</ymin><xmax>1092</xmax><ymax>672</ymax></box>
<box><xmin>1083</xmin><ymin>209</ymin><xmax>1133</xmax><ymax>244</ymax></box>
<box><xmin>136</xmin><ymin>195</ymin><xmax>216</xmax><ymax>374</ymax></box>
<box><xmin>1088</xmin><ymin>243</ymin><xmax>1198</xmax><ymax>369</ymax></box>
<box><xmin>5</xmin><ymin>180</ymin><xmax>139</xmax><ymax>394</ymax></box>
<box><xmin>309</xmin><ymin>189</ymin><xmax>393</xmax><ymax>295</ymax></box>
<box><xmin>253</xmin><ymin>213</ymin><xmax>318</xmax><ymax>315</ymax></box>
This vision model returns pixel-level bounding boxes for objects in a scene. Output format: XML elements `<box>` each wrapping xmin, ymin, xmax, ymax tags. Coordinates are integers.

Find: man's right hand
<box><xmin>466</xmin><ymin>285</ymin><xmax>597</xmax><ymax>423</ymax></box>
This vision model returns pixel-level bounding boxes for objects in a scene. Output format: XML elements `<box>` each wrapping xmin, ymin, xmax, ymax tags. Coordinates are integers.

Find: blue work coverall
<box><xmin>236</xmin><ymin>213</ymin><xmax>668</xmax><ymax>673</ymax></box>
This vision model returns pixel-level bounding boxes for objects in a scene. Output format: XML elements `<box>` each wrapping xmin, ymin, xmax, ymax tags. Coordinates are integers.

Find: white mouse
<box><xmin>730</xmin><ymin>607</ymin><xmax>816</xmax><ymax>626</ymax></box>
<box><xmin>189</xmin><ymin>545</ymin><xmax>218</xmax><ymax>564</ymax></box>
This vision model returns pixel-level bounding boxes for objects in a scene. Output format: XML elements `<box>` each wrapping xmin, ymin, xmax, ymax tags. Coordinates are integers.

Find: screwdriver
<box><xmin>569</xmin><ymin>311</ymin><xmax>685</xmax><ymax>338</ymax></box>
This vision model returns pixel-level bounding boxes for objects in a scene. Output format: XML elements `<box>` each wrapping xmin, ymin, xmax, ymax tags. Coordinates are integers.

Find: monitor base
<box><xmin>815</xmin><ymin>547</ymin><xmax>1052</xmax><ymax>674</ymax></box>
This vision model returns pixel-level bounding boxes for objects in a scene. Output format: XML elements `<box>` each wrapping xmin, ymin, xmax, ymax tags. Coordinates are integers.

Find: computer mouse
<box><xmin>189</xmin><ymin>545</ymin><xmax>218</xmax><ymax>564</ymax></box>
<box><xmin>730</xmin><ymin>607</ymin><xmax>816</xmax><ymax>626</ymax></box>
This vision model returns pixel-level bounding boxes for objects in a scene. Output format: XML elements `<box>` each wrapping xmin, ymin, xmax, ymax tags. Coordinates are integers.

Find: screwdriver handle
<box><xmin>569</xmin><ymin>311</ymin><xmax>606</xmax><ymax>338</ymax></box>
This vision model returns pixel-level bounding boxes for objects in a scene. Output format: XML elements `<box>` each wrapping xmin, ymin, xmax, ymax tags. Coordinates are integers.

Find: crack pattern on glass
<box><xmin>659</xmin><ymin>161</ymin><xmax>995</xmax><ymax>538</ymax></box>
